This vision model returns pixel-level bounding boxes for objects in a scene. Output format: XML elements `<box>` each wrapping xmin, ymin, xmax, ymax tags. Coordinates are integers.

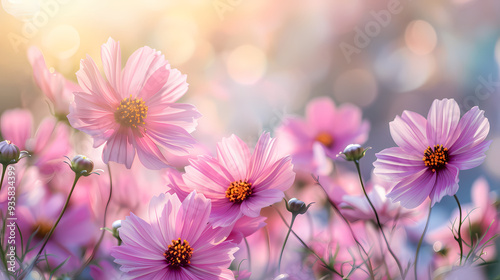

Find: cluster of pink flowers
<box><xmin>0</xmin><ymin>38</ymin><xmax>497</xmax><ymax>280</ymax></box>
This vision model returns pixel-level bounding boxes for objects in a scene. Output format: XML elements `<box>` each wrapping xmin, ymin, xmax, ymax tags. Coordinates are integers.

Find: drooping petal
<box><xmin>429</xmin><ymin>165</ymin><xmax>459</xmax><ymax>206</ymax></box>
<box><xmin>102</xmin><ymin>128</ymin><xmax>136</xmax><ymax>168</ymax></box>
<box><xmin>133</xmin><ymin>133</ymin><xmax>170</xmax><ymax>169</ymax></box>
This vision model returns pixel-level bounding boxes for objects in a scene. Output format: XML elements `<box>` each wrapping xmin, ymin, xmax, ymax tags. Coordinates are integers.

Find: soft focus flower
<box><xmin>428</xmin><ymin>177</ymin><xmax>499</xmax><ymax>266</ymax></box>
<box><xmin>180</xmin><ymin>133</ymin><xmax>295</xmax><ymax>227</ymax></box>
<box><xmin>111</xmin><ymin>192</ymin><xmax>238</xmax><ymax>279</ymax></box>
<box><xmin>374</xmin><ymin>99</ymin><xmax>491</xmax><ymax>208</ymax></box>
<box><xmin>1</xmin><ymin>109</ymin><xmax>71</xmax><ymax>176</ymax></box>
<box><xmin>28</xmin><ymin>46</ymin><xmax>80</xmax><ymax>117</ymax></box>
<box><xmin>276</xmin><ymin>97</ymin><xmax>369</xmax><ymax>173</ymax></box>
<box><xmin>67</xmin><ymin>37</ymin><xmax>201</xmax><ymax>169</ymax></box>
<box><xmin>339</xmin><ymin>184</ymin><xmax>415</xmax><ymax>225</ymax></box>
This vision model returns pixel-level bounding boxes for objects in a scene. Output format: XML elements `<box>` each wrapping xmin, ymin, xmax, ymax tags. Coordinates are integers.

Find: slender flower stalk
<box><xmin>415</xmin><ymin>203</ymin><xmax>432</xmax><ymax>280</ymax></box>
<box><xmin>73</xmin><ymin>163</ymin><xmax>114</xmax><ymax>277</ymax></box>
<box><xmin>314</xmin><ymin>176</ymin><xmax>375</xmax><ymax>279</ymax></box>
<box><xmin>278</xmin><ymin>214</ymin><xmax>295</xmax><ymax>273</ymax></box>
<box><xmin>454</xmin><ymin>194</ymin><xmax>464</xmax><ymax>264</ymax></box>
<box><xmin>353</xmin><ymin>160</ymin><xmax>405</xmax><ymax>279</ymax></box>
<box><xmin>274</xmin><ymin>207</ymin><xmax>343</xmax><ymax>278</ymax></box>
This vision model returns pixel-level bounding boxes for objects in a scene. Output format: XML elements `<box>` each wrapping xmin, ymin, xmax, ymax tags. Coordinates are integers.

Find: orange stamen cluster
<box><xmin>164</xmin><ymin>238</ymin><xmax>193</xmax><ymax>268</ymax></box>
<box><xmin>114</xmin><ymin>95</ymin><xmax>148</xmax><ymax>129</ymax></box>
<box><xmin>33</xmin><ymin>221</ymin><xmax>52</xmax><ymax>238</ymax></box>
<box><xmin>226</xmin><ymin>180</ymin><xmax>253</xmax><ymax>203</ymax></box>
<box><xmin>423</xmin><ymin>145</ymin><xmax>449</xmax><ymax>172</ymax></box>
<box><xmin>315</xmin><ymin>132</ymin><xmax>334</xmax><ymax>148</ymax></box>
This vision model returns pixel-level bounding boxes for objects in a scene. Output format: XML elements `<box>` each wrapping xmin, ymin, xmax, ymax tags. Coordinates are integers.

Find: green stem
<box><xmin>315</xmin><ymin>176</ymin><xmax>375</xmax><ymax>279</ymax></box>
<box><xmin>0</xmin><ymin>165</ymin><xmax>7</xmax><ymax>193</ymax></box>
<box><xmin>20</xmin><ymin>174</ymin><xmax>81</xmax><ymax>277</ymax></box>
<box><xmin>278</xmin><ymin>214</ymin><xmax>296</xmax><ymax>273</ymax></box>
<box><xmin>354</xmin><ymin>161</ymin><xmax>404</xmax><ymax>279</ymax></box>
<box><xmin>414</xmin><ymin>203</ymin><xmax>432</xmax><ymax>280</ymax></box>
<box><xmin>454</xmin><ymin>195</ymin><xmax>464</xmax><ymax>265</ymax></box>
<box><xmin>244</xmin><ymin>237</ymin><xmax>252</xmax><ymax>272</ymax></box>
<box><xmin>275</xmin><ymin>209</ymin><xmax>343</xmax><ymax>278</ymax></box>
<box><xmin>74</xmin><ymin>164</ymin><xmax>113</xmax><ymax>277</ymax></box>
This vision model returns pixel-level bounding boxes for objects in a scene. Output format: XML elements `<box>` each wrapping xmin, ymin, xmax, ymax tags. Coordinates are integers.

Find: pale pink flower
<box><xmin>374</xmin><ymin>99</ymin><xmax>491</xmax><ymax>208</ymax></box>
<box><xmin>68</xmin><ymin>38</ymin><xmax>201</xmax><ymax>169</ymax></box>
<box><xmin>339</xmin><ymin>184</ymin><xmax>415</xmax><ymax>225</ymax></box>
<box><xmin>28</xmin><ymin>46</ymin><xmax>79</xmax><ymax>116</ymax></box>
<box><xmin>428</xmin><ymin>178</ymin><xmax>499</xmax><ymax>266</ymax></box>
<box><xmin>276</xmin><ymin>97</ymin><xmax>369</xmax><ymax>173</ymax></box>
<box><xmin>111</xmin><ymin>192</ymin><xmax>238</xmax><ymax>279</ymax></box>
<box><xmin>0</xmin><ymin>109</ymin><xmax>71</xmax><ymax>177</ymax></box>
<box><xmin>180</xmin><ymin>133</ymin><xmax>295</xmax><ymax>227</ymax></box>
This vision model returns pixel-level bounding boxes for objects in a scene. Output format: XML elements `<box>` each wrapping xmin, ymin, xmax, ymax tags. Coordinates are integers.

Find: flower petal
<box><xmin>373</xmin><ymin>147</ymin><xmax>426</xmax><ymax>182</ymax></box>
<box><xmin>101</xmin><ymin>37</ymin><xmax>122</xmax><ymax>94</ymax></box>
<box><xmin>389</xmin><ymin>111</ymin><xmax>427</xmax><ymax>155</ymax></box>
<box><xmin>387</xmin><ymin>168</ymin><xmax>437</xmax><ymax>209</ymax></box>
<box><xmin>451</xmin><ymin>140</ymin><xmax>491</xmax><ymax>170</ymax></box>
<box><xmin>102</xmin><ymin>128</ymin><xmax>136</xmax><ymax>168</ymax></box>
<box><xmin>429</xmin><ymin>165</ymin><xmax>459</xmax><ymax>206</ymax></box>
<box><xmin>216</xmin><ymin>135</ymin><xmax>250</xmax><ymax>181</ymax></box>
<box><xmin>240</xmin><ymin>188</ymin><xmax>284</xmax><ymax>217</ymax></box>
<box><xmin>426</xmin><ymin>98</ymin><xmax>460</xmax><ymax>147</ymax></box>
<box><xmin>450</xmin><ymin>106</ymin><xmax>490</xmax><ymax>154</ymax></box>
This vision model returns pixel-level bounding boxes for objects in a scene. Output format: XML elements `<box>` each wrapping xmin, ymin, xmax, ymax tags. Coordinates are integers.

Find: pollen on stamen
<box><xmin>423</xmin><ymin>145</ymin><xmax>449</xmax><ymax>172</ymax></box>
<box><xmin>114</xmin><ymin>95</ymin><xmax>148</xmax><ymax>129</ymax></box>
<box><xmin>226</xmin><ymin>180</ymin><xmax>253</xmax><ymax>203</ymax></box>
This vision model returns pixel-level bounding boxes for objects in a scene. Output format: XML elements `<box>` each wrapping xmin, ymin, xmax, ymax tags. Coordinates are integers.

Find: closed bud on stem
<box><xmin>0</xmin><ymin>140</ymin><xmax>30</xmax><ymax>165</ymax></box>
<box><xmin>285</xmin><ymin>198</ymin><xmax>314</xmax><ymax>215</ymax></box>
<box><xmin>338</xmin><ymin>144</ymin><xmax>370</xmax><ymax>162</ymax></box>
<box><xmin>65</xmin><ymin>155</ymin><xmax>96</xmax><ymax>177</ymax></box>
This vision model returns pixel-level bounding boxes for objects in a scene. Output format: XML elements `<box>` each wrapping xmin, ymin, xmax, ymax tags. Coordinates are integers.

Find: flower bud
<box><xmin>112</xmin><ymin>220</ymin><xmax>122</xmax><ymax>245</ymax></box>
<box><xmin>0</xmin><ymin>140</ymin><xmax>29</xmax><ymax>165</ymax></box>
<box><xmin>68</xmin><ymin>155</ymin><xmax>94</xmax><ymax>176</ymax></box>
<box><xmin>338</xmin><ymin>144</ymin><xmax>370</xmax><ymax>161</ymax></box>
<box><xmin>285</xmin><ymin>198</ymin><xmax>314</xmax><ymax>215</ymax></box>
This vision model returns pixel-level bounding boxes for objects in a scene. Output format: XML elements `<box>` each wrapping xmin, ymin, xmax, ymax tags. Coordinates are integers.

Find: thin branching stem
<box><xmin>454</xmin><ymin>195</ymin><xmax>464</xmax><ymax>265</ymax></box>
<box><xmin>354</xmin><ymin>161</ymin><xmax>404</xmax><ymax>279</ymax></box>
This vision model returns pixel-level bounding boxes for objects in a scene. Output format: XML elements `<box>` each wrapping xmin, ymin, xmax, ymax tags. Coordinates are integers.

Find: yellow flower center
<box><xmin>423</xmin><ymin>145</ymin><xmax>449</xmax><ymax>172</ymax></box>
<box><xmin>114</xmin><ymin>95</ymin><xmax>148</xmax><ymax>129</ymax></box>
<box><xmin>315</xmin><ymin>132</ymin><xmax>334</xmax><ymax>148</ymax></box>
<box><xmin>164</xmin><ymin>238</ymin><xmax>193</xmax><ymax>268</ymax></box>
<box><xmin>226</xmin><ymin>180</ymin><xmax>253</xmax><ymax>203</ymax></box>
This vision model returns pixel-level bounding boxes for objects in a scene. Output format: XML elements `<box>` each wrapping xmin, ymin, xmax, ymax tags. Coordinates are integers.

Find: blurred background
<box><xmin>1</xmin><ymin>0</ymin><xmax>499</xmax><ymax>234</ymax></box>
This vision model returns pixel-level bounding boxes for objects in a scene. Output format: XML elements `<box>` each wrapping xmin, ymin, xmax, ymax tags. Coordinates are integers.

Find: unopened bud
<box><xmin>0</xmin><ymin>140</ymin><xmax>29</xmax><ymax>165</ymax></box>
<box><xmin>67</xmin><ymin>155</ymin><xmax>94</xmax><ymax>177</ymax></box>
<box><xmin>285</xmin><ymin>198</ymin><xmax>314</xmax><ymax>215</ymax></box>
<box><xmin>338</xmin><ymin>144</ymin><xmax>370</xmax><ymax>161</ymax></box>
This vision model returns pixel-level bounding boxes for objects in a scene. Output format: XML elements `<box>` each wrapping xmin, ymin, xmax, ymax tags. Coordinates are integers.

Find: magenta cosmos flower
<box><xmin>374</xmin><ymin>99</ymin><xmax>491</xmax><ymax>208</ymax></box>
<box><xmin>180</xmin><ymin>133</ymin><xmax>295</xmax><ymax>227</ymax></box>
<box><xmin>276</xmin><ymin>97</ymin><xmax>369</xmax><ymax>173</ymax></box>
<box><xmin>68</xmin><ymin>38</ymin><xmax>201</xmax><ymax>169</ymax></box>
<box><xmin>111</xmin><ymin>191</ymin><xmax>238</xmax><ymax>280</ymax></box>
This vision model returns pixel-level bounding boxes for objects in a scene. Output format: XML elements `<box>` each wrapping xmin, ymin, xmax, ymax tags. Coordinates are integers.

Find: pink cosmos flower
<box><xmin>111</xmin><ymin>192</ymin><xmax>238</xmax><ymax>279</ymax></box>
<box><xmin>28</xmin><ymin>46</ymin><xmax>80</xmax><ymax>117</ymax></box>
<box><xmin>276</xmin><ymin>97</ymin><xmax>369</xmax><ymax>174</ymax></box>
<box><xmin>373</xmin><ymin>99</ymin><xmax>491</xmax><ymax>208</ymax></box>
<box><xmin>1</xmin><ymin>109</ymin><xmax>71</xmax><ymax>177</ymax></box>
<box><xmin>67</xmin><ymin>38</ymin><xmax>201</xmax><ymax>169</ymax></box>
<box><xmin>180</xmin><ymin>133</ymin><xmax>295</xmax><ymax>227</ymax></box>
<box><xmin>428</xmin><ymin>177</ymin><xmax>499</xmax><ymax>266</ymax></box>
<box><xmin>339</xmin><ymin>184</ymin><xmax>415</xmax><ymax>225</ymax></box>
